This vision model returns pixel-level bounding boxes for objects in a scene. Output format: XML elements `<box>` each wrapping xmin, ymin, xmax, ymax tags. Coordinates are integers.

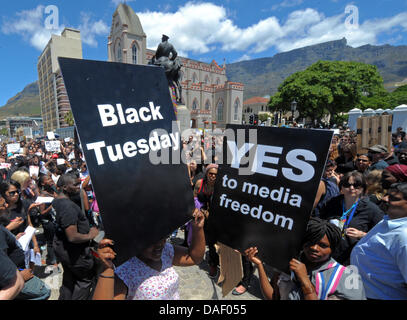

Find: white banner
<box><xmin>45</xmin><ymin>140</ymin><xmax>61</xmax><ymax>152</ymax></box>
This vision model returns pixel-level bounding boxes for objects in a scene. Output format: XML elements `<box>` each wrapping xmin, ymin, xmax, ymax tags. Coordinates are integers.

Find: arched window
<box><xmin>192</xmin><ymin>99</ymin><xmax>199</xmax><ymax>110</ymax></box>
<box><xmin>132</xmin><ymin>44</ymin><xmax>137</xmax><ymax>64</ymax></box>
<box><xmin>205</xmin><ymin>100</ymin><xmax>211</xmax><ymax>111</ymax></box>
<box><xmin>217</xmin><ymin>99</ymin><xmax>224</xmax><ymax>121</ymax></box>
<box><xmin>205</xmin><ymin>75</ymin><xmax>210</xmax><ymax>85</ymax></box>
<box><xmin>116</xmin><ymin>41</ymin><xmax>122</xmax><ymax>62</ymax></box>
<box><xmin>216</xmin><ymin>78</ymin><xmax>220</xmax><ymax>85</ymax></box>
<box><xmin>234</xmin><ymin>99</ymin><xmax>240</xmax><ymax>121</ymax></box>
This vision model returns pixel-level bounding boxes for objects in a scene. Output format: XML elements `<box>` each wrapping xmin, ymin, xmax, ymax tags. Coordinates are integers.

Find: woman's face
<box><xmin>341</xmin><ymin>176</ymin><xmax>363</xmax><ymax>199</ymax></box>
<box><xmin>207</xmin><ymin>168</ymin><xmax>218</xmax><ymax>184</ymax></box>
<box><xmin>140</xmin><ymin>238</ymin><xmax>167</xmax><ymax>262</ymax></box>
<box><xmin>190</xmin><ymin>161</ymin><xmax>197</xmax><ymax>172</ymax></box>
<box><xmin>5</xmin><ymin>185</ymin><xmax>20</xmax><ymax>204</ymax></box>
<box><xmin>381</xmin><ymin>170</ymin><xmax>398</xmax><ymax>189</ymax></box>
<box><xmin>356</xmin><ymin>155</ymin><xmax>371</xmax><ymax>172</ymax></box>
<box><xmin>303</xmin><ymin>234</ymin><xmax>332</xmax><ymax>264</ymax></box>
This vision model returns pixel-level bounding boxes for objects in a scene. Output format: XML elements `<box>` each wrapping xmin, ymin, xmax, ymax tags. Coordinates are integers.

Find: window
<box><xmin>192</xmin><ymin>73</ymin><xmax>198</xmax><ymax>84</ymax></box>
<box><xmin>205</xmin><ymin>100</ymin><xmax>211</xmax><ymax>111</ymax></box>
<box><xmin>216</xmin><ymin>78</ymin><xmax>220</xmax><ymax>85</ymax></box>
<box><xmin>117</xmin><ymin>41</ymin><xmax>122</xmax><ymax>62</ymax></box>
<box><xmin>234</xmin><ymin>99</ymin><xmax>240</xmax><ymax>121</ymax></box>
<box><xmin>217</xmin><ymin>99</ymin><xmax>224</xmax><ymax>121</ymax></box>
<box><xmin>132</xmin><ymin>44</ymin><xmax>137</xmax><ymax>64</ymax></box>
<box><xmin>205</xmin><ymin>75</ymin><xmax>210</xmax><ymax>85</ymax></box>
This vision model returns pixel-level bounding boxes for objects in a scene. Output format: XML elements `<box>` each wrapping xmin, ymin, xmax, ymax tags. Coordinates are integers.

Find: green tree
<box><xmin>268</xmin><ymin>60</ymin><xmax>386</xmax><ymax>123</ymax></box>
<box><xmin>64</xmin><ymin>110</ymin><xmax>75</xmax><ymax>126</ymax></box>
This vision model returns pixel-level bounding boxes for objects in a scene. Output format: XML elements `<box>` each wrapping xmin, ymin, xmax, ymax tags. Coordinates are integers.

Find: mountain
<box><xmin>0</xmin><ymin>81</ymin><xmax>41</xmax><ymax>119</ymax></box>
<box><xmin>226</xmin><ymin>38</ymin><xmax>407</xmax><ymax>100</ymax></box>
<box><xmin>2</xmin><ymin>38</ymin><xmax>407</xmax><ymax>117</ymax></box>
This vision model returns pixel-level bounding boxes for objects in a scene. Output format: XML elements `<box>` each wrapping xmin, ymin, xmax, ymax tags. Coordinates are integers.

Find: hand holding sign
<box><xmin>244</xmin><ymin>247</ymin><xmax>262</xmax><ymax>267</ymax></box>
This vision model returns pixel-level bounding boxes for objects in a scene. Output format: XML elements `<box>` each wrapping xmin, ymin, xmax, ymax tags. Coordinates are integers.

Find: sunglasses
<box><xmin>342</xmin><ymin>182</ymin><xmax>363</xmax><ymax>189</ymax></box>
<box><xmin>208</xmin><ymin>172</ymin><xmax>217</xmax><ymax>176</ymax></box>
<box><xmin>7</xmin><ymin>191</ymin><xmax>20</xmax><ymax>196</ymax></box>
<box><xmin>357</xmin><ymin>158</ymin><xmax>369</xmax><ymax>162</ymax></box>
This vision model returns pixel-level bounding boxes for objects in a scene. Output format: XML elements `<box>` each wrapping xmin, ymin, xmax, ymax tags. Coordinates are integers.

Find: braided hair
<box><xmin>302</xmin><ymin>217</ymin><xmax>342</xmax><ymax>251</ymax></box>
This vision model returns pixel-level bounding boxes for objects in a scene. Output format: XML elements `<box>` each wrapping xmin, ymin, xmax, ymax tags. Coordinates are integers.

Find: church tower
<box><xmin>108</xmin><ymin>3</ymin><xmax>147</xmax><ymax>65</ymax></box>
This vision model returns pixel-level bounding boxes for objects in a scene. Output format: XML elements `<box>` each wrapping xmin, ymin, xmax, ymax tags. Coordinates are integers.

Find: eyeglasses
<box><xmin>342</xmin><ymin>182</ymin><xmax>363</xmax><ymax>189</ymax></box>
<box><xmin>208</xmin><ymin>172</ymin><xmax>217</xmax><ymax>176</ymax></box>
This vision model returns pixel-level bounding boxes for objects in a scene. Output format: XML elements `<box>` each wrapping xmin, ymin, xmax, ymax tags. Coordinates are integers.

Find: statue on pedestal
<box><xmin>150</xmin><ymin>34</ymin><xmax>183</xmax><ymax>104</ymax></box>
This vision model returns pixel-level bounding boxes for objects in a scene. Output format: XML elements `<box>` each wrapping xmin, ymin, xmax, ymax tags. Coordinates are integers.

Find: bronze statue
<box><xmin>150</xmin><ymin>35</ymin><xmax>183</xmax><ymax>104</ymax></box>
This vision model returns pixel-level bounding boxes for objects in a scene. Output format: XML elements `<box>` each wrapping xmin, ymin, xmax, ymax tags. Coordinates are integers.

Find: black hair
<box><xmin>339</xmin><ymin>170</ymin><xmax>367</xmax><ymax>192</ymax></box>
<box><xmin>56</xmin><ymin>173</ymin><xmax>77</xmax><ymax>189</ymax></box>
<box><xmin>0</xmin><ymin>180</ymin><xmax>23</xmax><ymax>211</ymax></box>
<box><xmin>388</xmin><ymin>182</ymin><xmax>407</xmax><ymax>200</ymax></box>
<box><xmin>302</xmin><ymin>217</ymin><xmax>342</xmax><ymax>251</ymax></box>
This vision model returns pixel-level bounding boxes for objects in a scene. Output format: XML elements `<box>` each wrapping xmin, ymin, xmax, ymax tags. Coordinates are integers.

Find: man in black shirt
<box><xmin>54</xmin><ymin>174</ymin><xmax>99</xmax><ymax>300</ymax></box>
<box><xmin>0</xmin><ymin>251</ymin><xmax>24</xmax><ymax>300</ymax></box>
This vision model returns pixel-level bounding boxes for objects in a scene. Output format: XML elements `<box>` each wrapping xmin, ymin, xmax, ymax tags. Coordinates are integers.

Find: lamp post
<box><xmin>291</xmin><ymin>100</ymin><xmax>297</xmax><ymax>124</ymax></box>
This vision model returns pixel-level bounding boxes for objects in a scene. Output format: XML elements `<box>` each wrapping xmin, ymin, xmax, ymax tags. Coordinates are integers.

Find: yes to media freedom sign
<box><xmin>210</xmin><ymin>125</ymin><xmax>333</xmax><ymax>273</ymax></box>
<box><xmin>58</xmin><ymin>57</ymin><xmax>194</xmax><ymax>266</ymax></box>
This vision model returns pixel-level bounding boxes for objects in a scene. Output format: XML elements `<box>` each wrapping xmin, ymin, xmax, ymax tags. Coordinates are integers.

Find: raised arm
<box><xmin>245</xmin><ymin>247</ymin><xmax>276</xmax><ymax>300</ymax></box>
<box><xmin>173</xmin><ymin>209</ymin><xmax>205</xmax><ymax>266</ymax></box>
<box><xmin>92</xmin><ymin>239</ymin><xmax>127</xmax><ymax>300</ymax></box>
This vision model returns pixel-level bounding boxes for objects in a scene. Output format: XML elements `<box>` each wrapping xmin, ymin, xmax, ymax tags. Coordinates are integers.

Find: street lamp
<box><xmin>291</xmin><ymin>100</ymin><xmax>297</xmax><ymax>123</ymax></box>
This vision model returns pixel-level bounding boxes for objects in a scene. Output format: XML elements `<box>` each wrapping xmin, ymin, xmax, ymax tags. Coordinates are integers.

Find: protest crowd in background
<box><xmin>0</xmin><ymin>125</ymin><xmax>406</xmax><ymax>300</ymax></box>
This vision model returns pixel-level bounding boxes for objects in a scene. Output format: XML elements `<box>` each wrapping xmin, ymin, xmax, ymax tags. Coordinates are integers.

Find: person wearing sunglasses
<box><xmin>355</xmin><ymin>154</ymin><xmax>372</xmax><ymax>174</ymax></box>
<box><xmin>193</xmin><ymin>163</ymin><xmax>219</xmax><ymax>278</ymax></box>
<box><xmin>318</xmin><ymin>171</ymin><xmax>384</xmax><ymax>265</ymax></box>
<box><xmin>351</xmin><ymin>183</ymin><xmax>407</xmax><ymax>300</ymax></box>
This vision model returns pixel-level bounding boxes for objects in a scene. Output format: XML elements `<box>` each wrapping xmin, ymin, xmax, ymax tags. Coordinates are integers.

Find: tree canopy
<box><xmin>268</xmin><ymin>60</ymin><xmax>387</xmax><ymax>121</ymax></box>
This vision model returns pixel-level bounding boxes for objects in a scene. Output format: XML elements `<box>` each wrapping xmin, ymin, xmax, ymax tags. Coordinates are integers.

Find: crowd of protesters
<box><xmin>0</xmin><ymin>125</ymin><xmax>406</xmax><ymax>300</ymax></box>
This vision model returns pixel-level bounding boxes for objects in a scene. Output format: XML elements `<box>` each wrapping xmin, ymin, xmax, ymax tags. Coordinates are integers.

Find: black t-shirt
<box><xmin>0</xmin><ymin>200</ymin><xmax>29</xmax><ymax>236</ymax></box>
<box><xmin>52</xmin><ymin>198</ymin><xmax>93</xmax><ymax>269</ymax></box>
<box><xmin>0</xmin><ymin>226</ymin><xmax>25</xmax><ymax>269</ymax></box>
<box><xmin>0</xmin><ymin>251</ymin><xmax>17</xmax><ymax>289</ymax></box>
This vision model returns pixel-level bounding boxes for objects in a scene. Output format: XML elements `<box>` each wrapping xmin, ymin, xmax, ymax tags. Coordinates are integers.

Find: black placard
<box><xmin>58</xmin><ymin>57</ymin><xmax>194</xmax><ymax>266</ymax></box>
<box><xmin>210</xmin><ymin>125</ymin><xmax>333</xmax><ymax>273</ymax></box>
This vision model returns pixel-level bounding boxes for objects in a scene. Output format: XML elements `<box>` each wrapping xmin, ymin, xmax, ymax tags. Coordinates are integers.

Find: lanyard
<box><xmin>319</xmin><ymin>263</ymin><xmax>341</xmax><ymax>300</ymax></box>
<box><xmin>341</xmin><ymin>200</ymin><xmax>359</xmax><ymax>230</ymax></box>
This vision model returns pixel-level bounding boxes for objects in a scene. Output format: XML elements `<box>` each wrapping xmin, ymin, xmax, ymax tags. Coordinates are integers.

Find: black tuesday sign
<box><xmin>59</xmin><ymin>57</ymin><xmax>194</xmax><ymax>266</ymax></box>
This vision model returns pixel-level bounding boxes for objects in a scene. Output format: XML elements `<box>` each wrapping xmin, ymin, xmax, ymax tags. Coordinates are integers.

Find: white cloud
<box><xmin>1</xmin><ymin>5</ymin><xmax>64</xmax><ymax>51</ymax></box>
<box><xmin>1</xmin><ymin>6</ymin><xmax>109</xmax><ymax>50</ymax></box>
<box><xmin>77</xmin><ymin>13</ymin><xmax>109</xmax><ymax>47</ymax></box>
<box><xmin>136</xmin><ymin>2</ymin><xmax>407</xmax><ymax>57</ymax></box>
<box><xmin>271</xmin><ymin>0</ymin><xmax>304</xmax><ymax>11</ymax></box>
<box><xmin>234</xmin><ymin>54</ymin><xmax>251</xmax><ymax>63</ymax></box>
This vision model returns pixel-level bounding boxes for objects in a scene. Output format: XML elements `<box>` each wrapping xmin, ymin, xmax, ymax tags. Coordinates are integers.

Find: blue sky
<box><xmin>0</xmin><ymin>0</ymin><xmax>406</xmax><ymax>106</ymax></box>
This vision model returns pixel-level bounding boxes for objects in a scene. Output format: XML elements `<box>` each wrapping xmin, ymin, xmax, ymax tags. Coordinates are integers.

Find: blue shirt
<box><xmin>350</xmin><ymin>216</ymin><xmax>407</xmax><ymax>300</ymax></box>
